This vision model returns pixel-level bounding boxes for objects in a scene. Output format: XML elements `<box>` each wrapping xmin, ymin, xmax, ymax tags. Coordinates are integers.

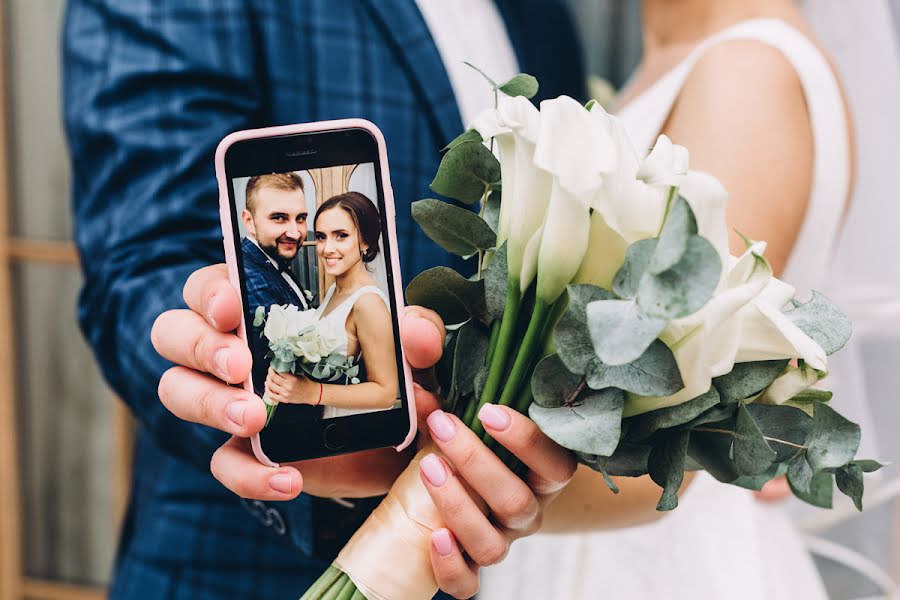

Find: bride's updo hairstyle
<box><xmin>315</xmin><ymin>191</ymin><xmax>381</xmax><ymax>263</ymax></box>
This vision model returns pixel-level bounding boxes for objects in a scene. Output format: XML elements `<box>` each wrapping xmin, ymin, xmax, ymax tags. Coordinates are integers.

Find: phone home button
<box><xmin>322</xmin><ymin>423</ymin><xmax>345</xmax><ymax>451</ymax></box>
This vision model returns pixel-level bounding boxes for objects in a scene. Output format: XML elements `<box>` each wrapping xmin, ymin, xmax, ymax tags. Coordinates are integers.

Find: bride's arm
<box><xmin>265</xmin><ymin>294</ymin><xmax>398</xmax><ymax>409</ymax></box>
<box><xmin>543</xmin><ymin>40</ymin><xmax>820</xmax><ymax>532</ymax></box>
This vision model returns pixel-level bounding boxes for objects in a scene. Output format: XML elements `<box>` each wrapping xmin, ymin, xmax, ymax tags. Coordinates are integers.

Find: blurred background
<box><xmin>0</xmin><ymin>0</ymin><xmax>897</xmax><ymax>598</ymax></box>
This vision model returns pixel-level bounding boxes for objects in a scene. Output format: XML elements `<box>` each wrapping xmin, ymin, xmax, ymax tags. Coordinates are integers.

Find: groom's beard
<box><xmin>260</xmin><ymin>234</ymin><xmax>301</xmax><ymax>267</ymax></box>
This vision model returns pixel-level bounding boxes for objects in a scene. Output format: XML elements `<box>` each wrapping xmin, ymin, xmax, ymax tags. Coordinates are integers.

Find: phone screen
<box><xmin>224</xmin><ymin>128</ymin><xmax>410</xmax><ymax>462</ymax></box>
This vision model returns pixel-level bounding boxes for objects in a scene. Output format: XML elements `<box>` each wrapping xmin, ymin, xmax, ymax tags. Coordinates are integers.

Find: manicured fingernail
<box><xmin>478</xmin><ymin>404</ymin><xmax>511</xmax><ymax>431</ymax></box>
<box><xmin>225</xmin><ymin>400</ymin><xmax>246</xmax><ymax>427</ymax></box>
<box><xmin>427</xmin><ymin>410</ymin><xmax>456</xmax><ymax>442</ymax></box>
<box><xmin>215</xmin><ymin>349</ymin><xmax>230</xmax><ymax>379</ymax></box>
<box><xmin>269</xmin><ymin>472</ymin><xmax>294</xmax><ymax>494</ymax></box>
<box><xmin>432</xmin><ymin>528</ymin><xmax>454</xmax><ymax>556</ymax></box>
<box><xmin>420</xmin><ymin>453</ymin><xmax>447</xmax><ymax>487</ymax></box>
<box><xmin>206</xmin><ymin>294</ymin><xmax>220</xmax><ymax>329</ymax></box>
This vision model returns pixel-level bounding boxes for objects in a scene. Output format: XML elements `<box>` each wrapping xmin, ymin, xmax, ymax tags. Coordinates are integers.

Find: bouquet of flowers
<box><xmin>253</xmin><ymin>304</ymin><xmax>359</xmax><ymax>423</ymax></box>
<box><xmin>300</xmin><ymin>72</ymin><xmax>881</xmax><ymax>600</ymax></box>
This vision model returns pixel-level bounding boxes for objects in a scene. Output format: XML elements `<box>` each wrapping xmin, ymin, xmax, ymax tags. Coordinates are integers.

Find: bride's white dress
<box><xmin>316</xmin><ymin>283</ymin><xmax>390</xmax><ymax>419</ymax></box>
<box><xmin>479</xmin><ymin>19</ymin><xmax>849</xmax><ymax>600</ymax></box>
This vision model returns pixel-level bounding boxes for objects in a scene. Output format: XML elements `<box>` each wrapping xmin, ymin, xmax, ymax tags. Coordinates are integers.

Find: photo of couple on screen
<box><xmin>233</xmin><ymin>164</ymin><xmax>400</xmax><ymax>426</ymax></box>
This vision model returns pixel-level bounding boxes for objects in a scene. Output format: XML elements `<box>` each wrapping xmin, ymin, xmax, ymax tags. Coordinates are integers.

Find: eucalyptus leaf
<box><xmin>731</xmin><ymin>463</ymin><xmax>786</xmax><ymax>491</ymax></box>
<box><xmin>430</xmin><ymin>141</ymin><xmax>501</xmax><ymax>205</ymax></box>
<box><xmin>630</xmin><ymin>387</ymin><xmax>720</xmax><ymax>439</ymax></box>
<box><xmin>483</xmin><ymin>189</ymin><xmax>501</xmax><ymax>234</ymax></box>
<box><xmin>713</xmin><ymin>360</ymin><xmax>790</xmax><ymax>403</ymax></box>
<box><xmin>443</xmin><ymin>128</ymin><xmax>484</xmax><ymax>151</ymax></box>
<box><xmin>636</xmin><ymin>235</ymin><xmax>721</xmax><ymax>319</ymax></box>
<box><xmin>591</xmin><ymin>442</ymin><xmax>653</xmax><ymax>477</ymax></box>
<box><xmin>613</xmin><ymin>239</ymin><xmax>657</xmax><ymax>299</ymax></box>
<box><xmin>528</xmin><ymin>388</ymin><xmax>624</xmax><ymax>456</ymax></box>
<box><xmin>451</xmin><ymin>321</ymin><xmax>490</xmax><ymax>400</ymax></box>
<box><xmin>587</xmin><ymin>339</ymin><xmax>683</xmax><ymax>397</ymax></box>
<box><xmin>599</xmin><ymin>468</ymin><xmax>620</xmax><ymax>493</ymax></box>
<box><xmin>406</xmin><ymin>267</ymin><xmax>486</xmax><ymax>325</ymax></box>
<box><xmin>852</xmin><ymin>459</ymin><xmax>886</xmax><ymax>473</ymax></box>
<box><xmin>835</xmin><ymin>462</ymin><xmax>864</xmax><ymax>511</ymax></box>
<box><xmin>586</xmin><ymin>299</ymin><xmax>667</xmax><ymax>366</ymax></box>
<box><xmin>787</xmin><ymin>454</ymin><xmax>814</xmax><ymax>494</ymax></box>
<box><xmin>686</xmin><ymin>424</ymin><xmax>740</xmax><ymax>484</ymax></box>
<box><xmin>649</xmin><ymin>195</ymin><xmax>697</xmax><ymax>275</ymax></box>
<box><xmin>531</xmin><ymin>354</ymin><xmax>583</xmax><ymax>408</ymax></box>
<box><xmin>498</xmin><ymin>73</ymin><xmax>539</xmax><ymax>98</ymax></box>
<box><xmin>483</xmin><ymin>243</ymin><xmax>509</xmax><ymax>323</ymax></box>
<box><xmin>789</xmin><ymin>469</ymin><xmax>834</xmax><ymax>509</ymax></box>
<box><xmin>805</xmin><ymin>401</ymin><xmax>861</xmax><ymax>472</ymax></box>
<box><xmin>745</xmin><ymin>403</ymin><xmax>812</xmax><ymax>462</ymax></box>
<box><xmin>684</xmin><ymin>403</ymin><xmax>738</xmax><ymax>429</ymax></box>
<box><xmin>649</xmin><ymin>430</ymin><xmax>690</xmax><ymax>510</ymax></box>
<box><xmin>412</xmin><ymin>199</ymin><xmax>497</xmax><ymax>257</ymax></box>
<box><xmin>555</xmin><ymin>284</ymin><xmax>616</xmax><ymax>373</ymax></box>
<box><xmin>784</xmin><ymin>291</ymin><xmax>852</xmax><ymax>355</ymax></box>
<box><xmin>733</xmin><ymin>403</ymin><xmax>778</xmax><ymax>476</ymax></box>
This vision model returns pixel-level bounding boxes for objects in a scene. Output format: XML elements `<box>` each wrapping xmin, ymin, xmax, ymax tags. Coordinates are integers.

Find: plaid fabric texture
<box><xmin>63</xmin><ymin>0</ymin><xmax>584</xmax><ymax>597</ymax></box>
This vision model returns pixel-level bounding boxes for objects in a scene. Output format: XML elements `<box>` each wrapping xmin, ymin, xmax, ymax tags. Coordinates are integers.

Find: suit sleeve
<box><xmin>62</xmin><ymin>0</ymin><xmax>263</xmax><ymax>467</ymax></box>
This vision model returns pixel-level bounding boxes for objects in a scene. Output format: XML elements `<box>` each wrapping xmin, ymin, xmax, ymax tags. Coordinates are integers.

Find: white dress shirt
<box><xmin>415</xmin><ymin>0</ymin><xmax>520</xmax><ymax>127</ymax></box>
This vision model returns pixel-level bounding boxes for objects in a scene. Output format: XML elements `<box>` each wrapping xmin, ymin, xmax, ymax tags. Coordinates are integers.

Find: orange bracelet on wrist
<box><xmin>315</xmin><ymin>382</ymin><xmax>323</xmax><ymax>406</ymax></box>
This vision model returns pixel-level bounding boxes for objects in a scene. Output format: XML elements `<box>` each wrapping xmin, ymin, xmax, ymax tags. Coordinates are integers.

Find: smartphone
<box><xmin>215</xmin><ymin>120</ymin><xmax>416</xmax><ymax>466</ymax></box>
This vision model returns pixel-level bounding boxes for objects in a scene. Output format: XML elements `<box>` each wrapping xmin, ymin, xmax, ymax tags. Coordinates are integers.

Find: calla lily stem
<box><xmin>470</xmin><ymin>279</ymin><xmax>522</xmax><ymax>438</ymax></box>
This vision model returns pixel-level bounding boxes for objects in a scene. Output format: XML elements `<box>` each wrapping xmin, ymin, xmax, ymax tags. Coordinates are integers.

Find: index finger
<box><xmin>183</xmin><ymin>264</ymin><xmax>243</xmax><ymax>332</ymax></box>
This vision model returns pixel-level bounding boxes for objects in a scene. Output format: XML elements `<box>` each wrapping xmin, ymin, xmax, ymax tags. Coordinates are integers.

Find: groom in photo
<box><xmin>240</xmin><ymin>172</ymin><xmax>311</xmax><ymax>397</ymax></box>
<box><xmin>64</xmin><ymin>1</ymin><xmax>584</xmax><ymax>597</ymax></box>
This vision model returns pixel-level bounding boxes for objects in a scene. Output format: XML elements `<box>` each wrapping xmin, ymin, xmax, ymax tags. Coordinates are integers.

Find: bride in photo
<box><xmin>264</xmin><ymin>191</ymin><xmax>398</xmax><ymax>419</ymax></box>
<box><xmin>480</xmin><ymin>0</ymin><xmax>859</xmax><ymax>598</ymax></box>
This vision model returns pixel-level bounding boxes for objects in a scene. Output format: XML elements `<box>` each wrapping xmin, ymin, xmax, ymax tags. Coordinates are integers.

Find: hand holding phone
<box><xmin>216</xmin><ymin>120</ymin><xmax>416</xmax><ymax>465</ymax></box>
<box><xmin>152</xmin><ymin>261</ymin><xmax>446</xmax><ymax>499</ymax></box>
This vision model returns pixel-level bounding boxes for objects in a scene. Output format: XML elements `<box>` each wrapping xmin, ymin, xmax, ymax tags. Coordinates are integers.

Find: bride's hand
<box><xmin>414</xmin><ymin>391</ymin><xmax>577</xmax><ymax>599</ymax></box>
<box><xmin>265</xmin><ymin>367</ymin><xmax>319</xmax><ymax>405</ymax></box>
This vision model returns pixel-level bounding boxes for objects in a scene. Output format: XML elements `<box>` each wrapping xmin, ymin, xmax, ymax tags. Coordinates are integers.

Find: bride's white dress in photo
<box><xmin>479</xmin><ymin>18</ymin><xmax>850</xmax><ymax>600</ymax></box>
<box><xmin>316</xmin><ymin>283</ymin><xmax>390</xmax><ymax>419</ymax></box>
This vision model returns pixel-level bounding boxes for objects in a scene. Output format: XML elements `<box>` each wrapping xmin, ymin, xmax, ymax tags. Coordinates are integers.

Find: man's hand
<box><xmin>151</xmin><ymin>264</ymin><xmax>445</xmax><ymax>500</ymax></box>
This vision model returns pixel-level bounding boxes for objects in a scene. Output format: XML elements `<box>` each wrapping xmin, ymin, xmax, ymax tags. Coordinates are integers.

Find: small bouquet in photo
<box><xmin>253</xmin><ymin>304</ymin><xmax>359</xmax><ymax>423</ymax></box>
<box><xmin>301</xmin><ymin>71</ymin><xmax>882</xmax><ymax>600</ymax></box>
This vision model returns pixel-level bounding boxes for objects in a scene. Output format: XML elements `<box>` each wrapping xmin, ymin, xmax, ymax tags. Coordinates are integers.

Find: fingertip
<box><xmin>431</xmin><ymin>528</ymin><xmax>455</xmax><ymax>557</ymax></box>
<box><xmin>241</xmin><ymin>394</ymin><xmax>268</xmax><ymax>435</ymax></box>
<box><xmin>269</xmin><ymin>467</ymin><xmax>303</xmax><ymax>497</ymax></box>
<box><xmin>401</xmin><ymin>314</ymin><xmax>443</xmax><ymax>369</ymax></box>
<box><xmin>207</xmin><ymin>286</ymin><xmax>243</xmax><ymax>332</ymax></box>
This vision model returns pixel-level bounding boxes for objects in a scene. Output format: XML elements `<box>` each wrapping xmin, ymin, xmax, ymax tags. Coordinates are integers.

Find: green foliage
<box><xmin>529</xmin><ymin>388</ymin><xmax>624</xmax><ymax>456</ymax></box>
<box><xmin>483</xmin><ymin>244</ymin><xmax>509</xmax><ymax>323</ymax></box>
<box><xmin>405</xmin><ymin>267</ymin><xmax>486</xmax><ymax>325</ymax></box>
<box><xmin>411</xmin><ymin>199</ymin><xmax>496</xmax><ymax>257</ymax></box>
<box><xmin>805</xmin><ymin>401</ymin><xmax>861</xmax><ymax>471</ymax></box>
<box><xmin>498</xmin><ymin>74</ymin><xmax>539</xmax><ymax>98</ymax></box>
<box><xmin>553</xmin><ymin>284</ymin><xmax>681</xmax><ymax>396</ymax></box>
<box><xmin>444</xmin><ymin>128</ymin><xmax>484</xmax><ymax>151</ymax></box>
<box><xmin>712</xmin><ymin>360</ymin><xmax>790</xmax><ymax>403</ymax></box>
<box><xmin>785</xmin><ymin>291</ymin><xmax>852</xmax><ymax>355</ymax></box>
<box><xmin>586</xmin><ymin>299</ymin><xmax>667</xmax><ymax>366</ymax></box>
<box><xmin>531</xmin><ymin>354</ymin><xmax>582</xmax><ymax>408</ymax></box>
<box><xmin>649</xmin><ymin>431</ymin><xmax>690</xmax><ymax>510</ymax></box>
<box><xmin>733</xmin><ymin>403</ymin><xmax>778</xmax><ymax>475</ymax></box>
<box><xmin>649</xmin><ymin>195</ymin><xmax>697</xmax><ymax>275</ymax></box>
<box><xmin>835</xmin><ymin>462</ymin><xmax>865</xmax><ymax>511</ymax></box>
<box><xmin>630</xmin><ymin>388</ymin><xmax>720</xmax><ymax>439</ymax></box>
<box><xmin>431</xmin><ymin>141</ymin><xmax>500</xmax><ymax>205</ymax></box>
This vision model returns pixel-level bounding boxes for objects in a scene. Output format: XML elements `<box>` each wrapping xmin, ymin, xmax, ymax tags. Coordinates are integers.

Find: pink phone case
<box><xmin>215</xmin><ymin>119</ymin><xmax>418</xmax><ymax>467</ymax></box>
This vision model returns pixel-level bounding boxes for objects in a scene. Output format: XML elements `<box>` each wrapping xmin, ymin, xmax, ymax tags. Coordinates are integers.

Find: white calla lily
<box><xmin>472</xmin><ymin>95</ymin><xmax>550</xmax><ymax>290</ymax></box>
<box><xmin>532</xmin><ymin>96</ymin><xmax>616</xmax><ymax>303</ymax></box>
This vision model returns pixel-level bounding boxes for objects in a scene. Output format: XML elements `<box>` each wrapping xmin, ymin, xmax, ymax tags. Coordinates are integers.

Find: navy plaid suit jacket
<box><xmin>63</xmin><ymin>1</ymin><xmax>583</xmax><ymax>597</ymax></box>
<box><xmin>241</xmin><ymin>237</ymin><xmax>308</xmax><ymax>396</ymax></box>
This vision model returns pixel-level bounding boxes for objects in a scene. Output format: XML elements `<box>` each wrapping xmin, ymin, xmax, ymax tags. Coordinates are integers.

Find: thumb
<box><xmin>400</xmin><ymin>306</ymin><xmax>445</xmax><ymax>370</ymax></box>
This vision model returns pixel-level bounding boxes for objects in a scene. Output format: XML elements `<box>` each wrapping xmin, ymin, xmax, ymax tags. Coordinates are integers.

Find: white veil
<box><xmin>798</xmin><ymin>1</ymin><xmax>900</xmax><ymax>596</ymax></box>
